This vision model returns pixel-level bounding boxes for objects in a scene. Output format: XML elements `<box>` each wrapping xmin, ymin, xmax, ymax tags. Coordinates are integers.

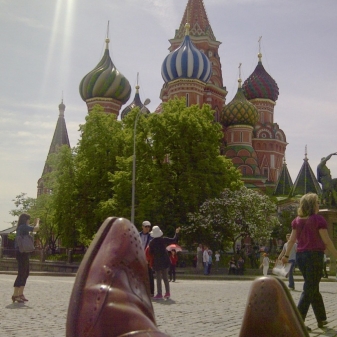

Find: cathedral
<box><xmin>37</xmin><ymin>0</ymin><xmax>322</xmax><ymax>197</ymax></box>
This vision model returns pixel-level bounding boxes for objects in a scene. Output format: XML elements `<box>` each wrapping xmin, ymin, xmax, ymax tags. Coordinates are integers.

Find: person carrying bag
<box><xmin>12</xmin><ymin>214</ymin><xmax>39</xmax><ymax>303</ymax></box>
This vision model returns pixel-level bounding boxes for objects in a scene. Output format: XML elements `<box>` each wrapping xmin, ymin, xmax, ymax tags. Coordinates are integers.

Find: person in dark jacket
<box><xmin>149</xmin><ymin>226</ymin><xmax>180</xmax><ymax>300</ymax></box>
<box><xmin>139</xmin><ymin>220</ymin><xmax>154</xmax><ymax>296</ymax></box>
<box><xmin>12</xmin><ymin>213</ymin><xmax>39</xmax><ymax>303</ymax></box>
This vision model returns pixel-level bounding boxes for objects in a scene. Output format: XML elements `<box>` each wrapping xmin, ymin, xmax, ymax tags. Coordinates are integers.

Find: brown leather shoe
<box><xmin>239</xmin><ymin>276</ymin><xmax>309</xmax><ymax>337</ymax></box>
<box><xmin>66</xmin><ymin>217</ymin><xmax>165</xmax><ymax>337</ymax></box>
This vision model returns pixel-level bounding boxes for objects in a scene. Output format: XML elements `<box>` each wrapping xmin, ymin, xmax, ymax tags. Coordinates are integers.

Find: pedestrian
<box><xmin>12</xmin><ymin>213</ymin><xmax>39</xmax><ymax>303</ymax></box>
<box><xmin>203</xmin><ymin>245</ymin><xmax>209</xmax><ymax>275</ymax></box>
<box><xmin>196</xmin><ymin>244</ymin><xmax>203</xmax><ymax>270</ymax></box>
<box><xmin>139</xmin><ymin>220</ymin><xmax>155</xmax><ymax>297</ymax></box>
<box><xmin>149</xmin><ymin>226</ymin><xmax>180</xmax><ymax>299</ymax></box>
<box><xmin>215</xmin><ymin>251</ymin><xmax>220</xmax><ymax>270</ymax></box>
<box><xmin>237</xmin><ymin>256</ymin><xmax>245</xmax><ymax>275</ymax></box>
<box><xmin>278</xmin><ymin>233</ymin><xmax>297</xmax><ymax>290</ymax></box>
<box><xmin>281</xmin><ymin>193</ymin><xmax>337</xmax><ymax>331</ymax></box>
<box><xmin>228</xmin><ymin>257</ymin><xmax>237</xmax><ymax>275</ymax></box>
<box><xmin>260</xmin><ymin>253</ymin><xmax>269</xmax><ymax>276</ymax></box>
<box><xmin>207</xmin><ymin>250</ymin><xmax>213</xmax><ymax>274</ymax></box>
<box><xmin>168</xmin><ymin>249</ymin><xmax>178</xmax><ymax>282</ymax></box>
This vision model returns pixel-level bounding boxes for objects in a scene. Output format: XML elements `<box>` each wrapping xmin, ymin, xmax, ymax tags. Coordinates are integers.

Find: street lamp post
<box><xmin>131</xmin><ymin>98</ymin><xmax>150</xmax><ymax>224</ymax></box>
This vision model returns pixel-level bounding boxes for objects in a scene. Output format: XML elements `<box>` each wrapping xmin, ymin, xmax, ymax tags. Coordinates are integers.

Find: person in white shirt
<box><xmin>203</xmin><ymin>246</ymin><xmax>209</xmax><ymax>275</ymax></box>
<box><xmin>278</xmin><ymin>233</ymin><xmax>297</xmax><ymax>290</ymax></box>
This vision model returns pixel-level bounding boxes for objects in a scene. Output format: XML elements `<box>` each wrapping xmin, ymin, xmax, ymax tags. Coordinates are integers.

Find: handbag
<box><xmin>16</xmin><ymin>234</ymin><xmax>35</xmax><ymax>253</ymax></box>
<box><xmin>272</xmin><ymin>261</ymin><xmax>291</xmax><ymax>278</ymax></box>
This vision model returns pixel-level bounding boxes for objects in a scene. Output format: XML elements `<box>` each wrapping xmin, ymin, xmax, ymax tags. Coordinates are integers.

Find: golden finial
<box><xmin>136</xmin><ymin>72</ymin><xmax>140</xmax><ymax>93</ymax></box>
<box><xmin>105</xmin><ymin>21</ymin><xmax>110</xmax><ymax>49</ymax></box>
<box><xmin>185</xmin><ymin>23</ymin><xmax>190</xmax><ymax>36</ymax></box>
<box><xmin>238</xmin><ymin>63</ymin><xmax>242</xmax><ymax>88</ymax></box>
<box><xmin>258</xmin><ymin>36</ymin><xmax>263</xmax><ymax>62</ymax></box>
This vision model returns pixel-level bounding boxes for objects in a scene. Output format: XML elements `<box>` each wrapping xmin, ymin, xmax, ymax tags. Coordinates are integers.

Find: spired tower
<box><xmin>79</xmin><ymin>34</ymin><xmax>131</xmax><ymax>116</ymax></box>
<box><xmin>159</xmin><ymin>0</ymin><xmax>227</xmax><ymax>121</ymax></box>
<box><xmin>37</xmin><ymin>100</ymin><xmax>70</xmax><ymax>196</ymax></box>
<box><xmin>160</xmin><ymin>23</ymin><xmax>212</xmax><ymax>108</ymax></box>
<box><xmin>242</xmin><ymin>50</ymin><xmax>287</xmax><ymax>185</ymax></box>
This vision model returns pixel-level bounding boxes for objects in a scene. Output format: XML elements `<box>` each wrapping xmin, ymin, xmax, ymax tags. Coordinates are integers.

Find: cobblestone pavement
<box><xmin>0</xmin><ymin>274</ymin><xmax>336</xmax><ymax>336</ymax></box>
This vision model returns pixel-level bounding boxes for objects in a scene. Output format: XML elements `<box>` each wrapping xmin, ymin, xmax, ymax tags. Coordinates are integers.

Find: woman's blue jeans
<box><xmin>296</xmin><ymin>251</ymin><xmax>326</xmax><ymax>322</ymax></box>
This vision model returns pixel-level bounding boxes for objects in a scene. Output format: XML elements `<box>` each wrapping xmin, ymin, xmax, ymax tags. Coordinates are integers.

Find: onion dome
<box><xmin>161</xmin><ymin>23</ymin><xmax>211</xmax><ymax>83</ymax></box>
<box><xmin>242</xmin><ymin>53</ymin><xmax>279</xmax><ymax>102</ymax></box>
<box><xmin>79</xmin><ymin>37</ymin><xmax>131</xmax><ymax>104</ymax></box>
<box><xmin>120</xmin><ymin>85</ymin><xmax>150</xmax><ymax>119</ymax></box>
<box><xmin>222</xmin><ymin>79</ymin><xmax>259</xmax><ymax>127</ymax></box>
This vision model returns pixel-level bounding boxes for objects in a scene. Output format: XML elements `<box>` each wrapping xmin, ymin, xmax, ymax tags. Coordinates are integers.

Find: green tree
<box><xmin>73</xmin><ymin>105</ymin><xmax>125</xmax><ymax>239</ymax></box>
<box><xmin>9</xmin><ymin>192</ymin><xmax>58</xmax><ymax>251</ymax></box>
<box><xmin>47</xmin><ymin>145</ymin><xmax>77</xmax><ymax>248</ymax></box>
<box><xmin>9</xmin><ymin>193</ymin><xmax>36</xmax><ymax>225</ymax></box>
<box><xmin>185</xmin><ymin>187</ymin><xmax>280</xmax><ymax>251</ymax></box>
<box><xmin>105</xmin><ymin>98</ymin><xmax>242</xmax><ymax>233</ymax></box>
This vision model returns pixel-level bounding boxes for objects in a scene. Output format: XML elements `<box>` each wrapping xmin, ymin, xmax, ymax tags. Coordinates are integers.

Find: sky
<box><xmin>0</xmin><ymin>0</ymin><xmax>337</xmax><ymax>230</ymax></box>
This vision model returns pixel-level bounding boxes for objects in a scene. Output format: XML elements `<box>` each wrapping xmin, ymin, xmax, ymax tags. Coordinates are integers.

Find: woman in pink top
<box><xmin>282</xmin><ymin>193</ymin><xmax>337</xmax><ymax>331</ymax></box>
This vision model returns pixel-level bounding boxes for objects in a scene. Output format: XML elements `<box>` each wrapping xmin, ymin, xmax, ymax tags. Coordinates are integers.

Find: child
<box><xmin>169</xmin><ymin>250</ymin><xmax>178</xmax><ymax>282</ymax></box>
<box><xmin>260</xmin><ymin>253</ymin><xmax>270</xmax><ymax>276</ymax></box>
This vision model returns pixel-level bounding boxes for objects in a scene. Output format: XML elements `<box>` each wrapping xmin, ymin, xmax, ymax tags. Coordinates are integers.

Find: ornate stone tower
<box><xmin>159</xmin><ymin>0</ymin><xmax>227</xmax><ymax>121</ymax></box>
<box><xmin>79</xmin><ymin>35</ymin><xmax>131</xmax><ymax>116</ymax></box>
<box><xmin>243</xmin><ymin>51</ymin><xmax>287</xmax><ymax>184</ymax></box>
<box><xmin>37</xmin><ymin>100</ymin><xmax>70</xmax><ymax>196</ymax></box>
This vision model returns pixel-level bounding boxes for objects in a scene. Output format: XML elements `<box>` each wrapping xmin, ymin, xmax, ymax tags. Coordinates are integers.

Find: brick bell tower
<box><xmin>242</xmin><ymin>50</ymin><xmax>287</xmax><ymax>185</ymax></box>
<box><xmin>159</xmin><ymin>0</ymin><xmax>227</xmax><ymax>122</ymax></box>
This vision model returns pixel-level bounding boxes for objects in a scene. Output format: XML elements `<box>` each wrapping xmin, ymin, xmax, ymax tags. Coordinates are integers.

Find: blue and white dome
<box><xmin>161</xmin><ymin>24</ymin><xmax>212</xmax><ymax>84</ymax></box>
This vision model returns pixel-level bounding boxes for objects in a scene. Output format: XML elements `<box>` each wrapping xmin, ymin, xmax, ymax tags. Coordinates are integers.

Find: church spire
<box><xmin>37</xmin><ymin>100</ymin><xmax>71</xmax><ymax>196</ymax></box>
<box><xmin>174</xmin><ymin>0</ymin><xmax>216</xmax><ymax>41</ymax></box>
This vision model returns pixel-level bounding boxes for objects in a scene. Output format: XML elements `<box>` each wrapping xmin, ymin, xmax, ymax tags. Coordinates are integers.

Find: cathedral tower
<box><xmin>160</xmin><ymin>0</ymin><xmax>227</xmax><ymax>120</ymax></box>
<box><xmin>243</xmin><ymin>51</ymin><xmax>287</xmax><ymax>184</ymax></box>
<box><xmin>37</xmin><ymin>100</ymin><xmax>70</xmax><ymax>196</ymax></box>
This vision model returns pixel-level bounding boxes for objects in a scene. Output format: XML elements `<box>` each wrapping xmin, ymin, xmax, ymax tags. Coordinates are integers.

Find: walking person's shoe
<box><xmin>66</xmin><ymin>217</ymin><xmax>169</xmax><ymax>337</ymax></box>
<box><xmin>163</xmin><ymin>293</ymin><xmax>170</xmax><ymax>299</ymax></box>
<box><xmin>152</xmin><ymin>294</ymin><xmax>163</xmax><ymax>300</ymax></box>
<box><xmin>318</xmin><ymin>320</ymin><xmax>328</xmax><ymax>328</ymax></box>
<box><xmin>11</xmin><ymin>296</ymin><xmax>24</xmax><ymax>303</ymax></box>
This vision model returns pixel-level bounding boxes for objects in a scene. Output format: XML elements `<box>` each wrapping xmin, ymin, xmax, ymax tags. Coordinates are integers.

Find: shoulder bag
<box><xmin>16</xmin><ymin>234</ymin><xmax>35</xmax><ymax>253</ymax></box>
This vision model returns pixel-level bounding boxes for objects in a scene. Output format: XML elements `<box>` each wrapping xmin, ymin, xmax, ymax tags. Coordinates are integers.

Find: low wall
<box><xmin>0</xmin><ymin>258</ymin><xmax>79</xmax><ymax>273</ymax></box>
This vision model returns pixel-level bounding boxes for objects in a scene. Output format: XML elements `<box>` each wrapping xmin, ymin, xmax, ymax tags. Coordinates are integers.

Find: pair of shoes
<box><xmin>152</xmin><ymin>294</ymin><xmax>163</xmax><ymax>300</ymax></box>
<box><xmin>12</xmin><ymin>296</ymin><xmax>24</xmax><ymax>303</ymax></box>
<box><xmin>164</xmin><ymin>293</ymin><xmax>170</xmax><ymax>299</ymax></box>
<box><xmin>318</xmin><ymin>320</ymin><xmax>328</xmax><ymax>328</ymax></box>
<box><xmin>20</xmin><ymin>295</ymin><xmax>28</xmax><ymax>301</ymax></box>
<box><xmin>172</xmin><ymin>280</ymin><xmax>175</xmax><ymax>282</ymax></box>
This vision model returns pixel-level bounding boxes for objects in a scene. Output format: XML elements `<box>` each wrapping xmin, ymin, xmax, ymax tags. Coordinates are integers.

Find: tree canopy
<box><xmin>185</xmin><ymin>186</ymin><xmax>280</xmax><ymax>251</ymax></box>
<box><xmin>103</xmin><ymin>98</ymin><xmax>242</xmax><ymax>235</ymax></box>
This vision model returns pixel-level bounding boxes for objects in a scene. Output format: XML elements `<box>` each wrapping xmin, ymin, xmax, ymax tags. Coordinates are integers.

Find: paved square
<box><xmin>0</xmin><ymin>274</ymin><xmax>336</xmax><ymax>336</ymax></box>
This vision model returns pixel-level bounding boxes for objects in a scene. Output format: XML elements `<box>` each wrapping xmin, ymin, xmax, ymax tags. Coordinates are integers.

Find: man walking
<box><xmin>278</xmin><ymin>233</ymin><xmax>297</xmax><ymax>290</ymax></box>
<box><xmin>139</xmin><ymin>220</ymin><xmax>154</xmax><ymax>296</ymax></box>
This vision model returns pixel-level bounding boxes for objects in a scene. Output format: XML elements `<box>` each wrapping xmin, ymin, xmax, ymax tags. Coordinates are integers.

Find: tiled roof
<box><xmin>274</xmin><ymin>161</ymin><xmax>293</xmax><ymax>196</ymax></box>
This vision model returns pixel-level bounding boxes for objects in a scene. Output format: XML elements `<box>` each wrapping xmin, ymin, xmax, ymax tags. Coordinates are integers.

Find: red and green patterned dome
<box><xmin>222</xmin><ymin>80</ymin><xmax>259</xmax><ymax>127</ymax></box>
<box><xmin>242</xmin><ymin>53</ymin><xmax>279</xmax><ymax>102</ymax></box>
